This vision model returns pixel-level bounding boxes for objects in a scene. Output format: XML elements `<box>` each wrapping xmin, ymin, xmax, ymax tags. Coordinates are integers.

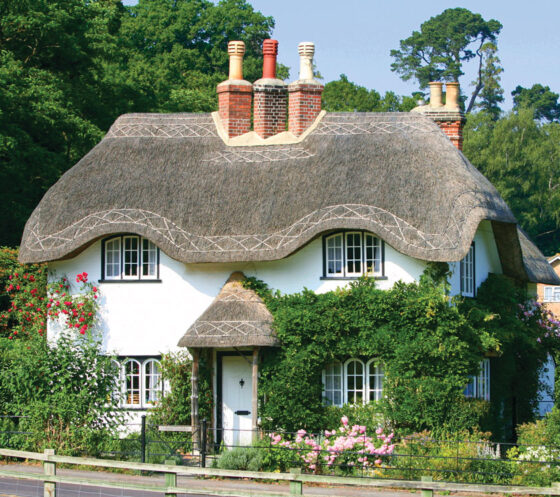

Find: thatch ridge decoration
<box><xmin>24</xmin><ymin>196</ymin><xmax>498</xmax><ymax>261</ymax></box>
<box><xmin>178</xmin><ymin>272</ymin><xmax>279</xmax><ymax>348</ymax></box>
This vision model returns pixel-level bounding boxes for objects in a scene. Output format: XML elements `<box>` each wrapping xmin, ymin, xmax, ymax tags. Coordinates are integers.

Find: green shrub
<box><xmin>214</xmin><ymin>447</ymin><xmax>265</xmax><ymax>472</ymax></box>
<box><xmin>388</xmin><ymin>430</ymin><xmax>510</xmax><ymax>484</ymax></box>
<box><xmin>0</xmin><ymin>332</ymin><xmax>122</xmax><ymax>455</ymax></box>
<box><xmin>507</xmin><ymin>408</ymin><xmax>560</xmax><ymax>486</ymax></box>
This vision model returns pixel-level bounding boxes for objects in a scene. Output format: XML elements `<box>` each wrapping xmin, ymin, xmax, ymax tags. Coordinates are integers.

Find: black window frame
<box><xmin>100</xmin><ymin>234</ymin><xmax>161</xmax><ymax>283</ymax></box>
<box><xmin>321</xmin><ymin>230</ymin><xmax>386</xmax><ymax>280</ymax></box>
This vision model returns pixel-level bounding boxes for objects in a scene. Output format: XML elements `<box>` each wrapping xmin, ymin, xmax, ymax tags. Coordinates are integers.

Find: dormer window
<box><xmin>323</xmin><ymin>231</ymin><xmax>384</xmax><ymax>278</ymax></box>
<box><xmin>102</xmin><ymin>235</ymin><xmax>159</xmax><ymax>281</ymax></box>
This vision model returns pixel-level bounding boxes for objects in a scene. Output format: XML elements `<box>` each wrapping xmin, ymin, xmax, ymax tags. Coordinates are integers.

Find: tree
<box><xmin>463</xmin><ymin>110</ymin><xmax>560</xmax><ymax>254</ymax></box>
<box><xmin>322</xmin><ymin>74</ymin><xmax>418</xmax><ymax>112</ymax></box>
<box><xmin>512</xmin><ymin>84</ymin><xmax>560</xmax><ymax>122</ymax></box>
<box><xmin>390</xmin><ymin>8</ymin><xmax>502</xmax><ymax>113</ymax></box>
<box><xmin>0</xmin><ymin>0</ymin><xmax>278</xmax><ymax>247</ymax></box>
<box><xmin>472</xmin><ymin>42</ymin><xmax>504</xmax><ymax>120</ymax></box>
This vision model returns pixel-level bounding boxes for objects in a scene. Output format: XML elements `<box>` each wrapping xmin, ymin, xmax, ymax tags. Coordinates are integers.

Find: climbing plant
<box><xmin>244</xmin><ymin>270</ymin><xmax>559</xmax><ymax>439</ymax></box>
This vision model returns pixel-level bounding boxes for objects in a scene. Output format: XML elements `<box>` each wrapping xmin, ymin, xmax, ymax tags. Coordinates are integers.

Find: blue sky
<box><xmin>122</xmin><ymin>1</ymin><xmax>560</xmax><ymax>109</ymax></box>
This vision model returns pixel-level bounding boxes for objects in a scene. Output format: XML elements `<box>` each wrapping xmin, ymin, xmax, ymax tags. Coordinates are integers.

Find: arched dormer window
<box><xmin>102</xmin><ymin>235</ymin><xmax>160</xmax><ymax>281</ymax></box>
<box><xmin>323</xmin><ymin>231</ymin><xmax>384</xmax><ymax>279</ymax></box>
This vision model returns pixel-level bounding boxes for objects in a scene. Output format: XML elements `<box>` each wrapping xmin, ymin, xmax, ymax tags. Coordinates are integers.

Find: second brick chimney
<box><xmin>253</xmin><ymin>39</ymin><xmax>287</xmax><ymax>139</ymax></box>
<box><xmin>411</xmin><ymin>81</ymin><xmax>465</xmax><ymax>150</ymax></box>
<box><xmin>288</xmin><ymin>42</ymin><xmax>324</xmax><ymax>136</ymax></box>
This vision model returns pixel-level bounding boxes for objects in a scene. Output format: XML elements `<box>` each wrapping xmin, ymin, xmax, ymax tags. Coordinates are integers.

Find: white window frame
<box><xmin>322</xmin><ymin>358</ymin><xmax>384</xmax><ymax>407</ymax></box>
<box><xmin>345</xmin><ymin>359</ymin><xmax>365</xmax><ymax>404</ymax></box>
<box><xmin>144</xmin><ymin>359</ymin><xmax>163</xmax><ymax>406</ymax></box>
<box><xmin>367</xmin><ymin>359</ymin><xmax>383</xmax><ymax>402</ymax></box>
<box><xmin>324</xmin><ymin>231</ymin><xmax>384</xmax><ymax>278</ymax></box>
<box><xmin>460</xmin><ymin>243</ymin><xmax>475</xmax><ymax>297</ymax></box>
<box><xmin>121</xmin><ymin>357</ymin><xmax>164</xmax><ymax>409</ymax></box>
<box><xmin>465</xmin><ymin>359</ymin><xmax>490</xmax><ymax>401</ymax></box>
<box><xmin>543</xmin><ymin>286</ymin><xmax>560</xmax><ymax>302</ymax></box>
<box><xmin>102</xmin><ymin>235</ymin><xmax>159</xmax><ymax>281</ymax></box>
<box><xmin>123</xmin><ymin>359</ymin><xmax>141</xmax><ymax>407</ymax></box>
<box><xmin>322</xmin><ymin>361</ymin><xmax>343</xmax><ymax>407</ymax></box>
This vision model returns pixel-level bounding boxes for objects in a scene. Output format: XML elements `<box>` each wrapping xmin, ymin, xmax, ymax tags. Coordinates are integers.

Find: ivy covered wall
<box><xmin>244</xmin><ymin>268</ymin><xmax>558</xmax><ymax>440</ymax></box>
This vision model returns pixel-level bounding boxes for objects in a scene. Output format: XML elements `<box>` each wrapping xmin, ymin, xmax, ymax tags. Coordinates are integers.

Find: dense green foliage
<box><xmin>512</xmin><ymin>84</ymin><xmax>560</xmax><ymax>122</ymax></box>
<box><xmin>0</xmin><ymin>332</ymin><xmax>122</xmax><ymax>455</ymax></box>
<box><xmin>0</xmin><ymin>0</ymin><xmax>277</xmax><ymax>247</ymax></box>
<box><xmin>390</xmin><ymin>8</ymin><xmax>502</xmax><ymax>113</ymax></box>
<box><xmin>244</xmin><ymin>272</ymin><xmax>556</xmax><ymax>439</ymax></box>
<box><xmin>322</xmin><ymin>74</ymin><xmax>418</xmax><ymax>112</ymax></box>
<box><xmin>246</xmin><ymin>275</ymin><xmax>483</xmax><ymax>434</ymax></box>
<box><xmin>463</xmin><ymin>110</ymin><xmax>560</xmax><ymax>255</ymax></box>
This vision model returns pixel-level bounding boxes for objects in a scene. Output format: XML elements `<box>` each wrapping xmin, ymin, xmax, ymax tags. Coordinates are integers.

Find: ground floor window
<box><xmin>322</xmin><ymin>359</ymin><xmax>384</xmax><ymax>407</ymax></box>
<box><xmin>464</xmin><ymin>359</ymin><xmax>490</xmax><ymax>401</ymax></box>
<box><xmin>117</xmin><ymin>356</ymin><xmax>164</xmax><ymax>408</ymax></box>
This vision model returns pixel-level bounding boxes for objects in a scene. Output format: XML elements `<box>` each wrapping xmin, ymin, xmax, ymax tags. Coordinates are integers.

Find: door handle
<box><xmin>235</xmin><ymin>410</ymin><xmax>250</xmax><ymax>416</ymax></box>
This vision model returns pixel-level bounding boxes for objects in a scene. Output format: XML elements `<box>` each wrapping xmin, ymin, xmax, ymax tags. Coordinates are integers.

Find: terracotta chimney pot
<box><xmin>217</xmin><ymin>40</ymin><xmax>252</xmax><ymax>138</ymax></box>
<box><xmin>227</xmin><ymin>40</ymin><xmax>245</xmax><ymax>80</ymax></box>
<box><xmin>262</xmin><ymin>39</ymin><xmax>279</xmax><ymax>79</ymax></box>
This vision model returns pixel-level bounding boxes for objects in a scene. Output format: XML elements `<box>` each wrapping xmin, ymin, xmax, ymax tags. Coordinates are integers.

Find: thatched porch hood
<box><xmin>178</xmin><ymin>272</ymin><xmax>278</xmax><ymax>348</ymax></box>
<box><xmin>19</xmin><ymin>111</ymin><xmax>559</xmax><ymax>285</ymax></box>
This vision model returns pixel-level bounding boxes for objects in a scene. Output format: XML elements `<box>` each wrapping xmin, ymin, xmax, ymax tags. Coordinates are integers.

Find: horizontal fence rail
<box><xmin>1</xmin><ymin>448</ymin><xmax>560</xmax><ymax>497</ymax></box>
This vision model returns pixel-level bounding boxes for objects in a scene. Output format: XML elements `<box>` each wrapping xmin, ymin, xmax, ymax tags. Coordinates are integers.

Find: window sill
<box><xmin>320</xmin><ymin>276</ymin><xmax>388</xmax><ymax>281</ymax></box>
<box><xmin>99</xmin><ymin>279</ymin><xmax>162</xmax><ymax>284</ymax></box>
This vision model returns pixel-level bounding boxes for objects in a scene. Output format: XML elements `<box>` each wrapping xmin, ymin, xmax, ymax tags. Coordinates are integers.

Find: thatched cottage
<box><xmin>20</xmin><ymin>39</ymin><xmax>559</xmax><ymax>443</ymax></box>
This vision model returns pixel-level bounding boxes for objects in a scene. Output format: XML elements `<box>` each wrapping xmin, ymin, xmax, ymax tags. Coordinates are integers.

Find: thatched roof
<box><xmin>19</xmin><ymin>111</ymin><xmax>559</xmax><ymax>284</ymax></box>
<box><xmin>178</xmin><ymin>272</ymin><xmax>279</xmax><ymax>348</ymax></box>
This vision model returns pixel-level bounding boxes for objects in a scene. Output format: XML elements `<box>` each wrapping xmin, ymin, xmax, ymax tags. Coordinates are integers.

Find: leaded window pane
<box><xmin>142</xmin><ymin>239</ymin><xmax>157</xmax><ymax>278</ymax></box>
<box><xmin>144</xmin><ymin>360</ymin><xmax>162</xmax><ymax>404</ymax></box>
<box><xmin>323</xmin><ymin>362</ymin><xmax>343</xmax><ymax>406</ymax></box>
<box><xmin>105</xmin><ymin>238</ymin><xmax>121</xmax><ymax>278</ymax></box>
<box><xmin>123</xmin><ymin>237</ymin><xmax>139</xmax><ymax>277</ymax></box>
<box><xmin>346</xmin><ymin>233</ymin><xmax>362</xmax><ymax>275</ymax></box>
<box><xmin>368</xmin><ymin>362</ymin><xmax>384</xmax><ymax>401</ymax></box>
<box><xmin>124</xmin><ymin>360</ymin><xmax>141</xmax><ymax>406</ymax></box>
<box><xmin>326</xmin><ymin>234</ymin><xmax>343</xmax><ymax>275</ymax></box>
<box><xmin>346</xmin><ymin>359</ymin><xmax>364</xmax><ymax>404</ymax></box>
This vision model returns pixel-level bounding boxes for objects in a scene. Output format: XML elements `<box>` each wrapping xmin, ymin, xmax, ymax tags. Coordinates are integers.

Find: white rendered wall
<box><xmin>48</xmin><ymin>223</ymin><xmax>499</xmax><ymax>356</ymax></box>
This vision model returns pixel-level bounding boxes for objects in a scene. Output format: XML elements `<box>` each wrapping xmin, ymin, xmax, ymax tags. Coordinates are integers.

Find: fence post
<box><xmin>200</xmin><ymin>418</ymin><xmax>207</xmax><ymax>468</ymax></box>
<box><xmin>140</xmin><ymin>415</ymin><xmax>147</xmax><ymax>463</ymax></box>
<box><xmin>289</xmin><ymin>468</ymin><xmax>302</xmax><ymax>496</ymax></box>
<box><xmin>43</xmin><ymin>449</ymin><xmax>56</xmax><ymax>497</ymax></box>
<box><xmin>164</xmin><ymin>459</ymin><xmax>177</xmax><ymax>497</ymax></box>
<box><xmin>421</xmin><ymin>475</ymin><xmax>433</xmax><ymax>497</ymax></box>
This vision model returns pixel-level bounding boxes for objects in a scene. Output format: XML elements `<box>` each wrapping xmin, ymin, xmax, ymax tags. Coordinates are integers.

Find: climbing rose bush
<box><xmin>269</xmin><ymin>416</ymin><xmax>395</xmax><ymax>473</ymax></box>
<box><xmin>1</xmin><ymin>268</ymin><xmax>99</xmax><ymax>340</ymax></box>
<box><xmin>46</xmin><ymin>272</ymin><xmax>99</xmax><ymax>336</ymax></box>
<box><xmin>518</xmin><ymin>300</ymin><xmax>560</xmax><ymax>344</ymax></box>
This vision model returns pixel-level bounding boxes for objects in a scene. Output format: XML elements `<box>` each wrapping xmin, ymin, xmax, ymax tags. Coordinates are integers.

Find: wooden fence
<box><xmin>1</xmin><ymin>448</ymin><xmax>560</xmax><ymax>497</ymax></box>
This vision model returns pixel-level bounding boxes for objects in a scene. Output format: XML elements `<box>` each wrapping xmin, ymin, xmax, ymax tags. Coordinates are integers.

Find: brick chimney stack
<box><xmin>217</xmin><ymin>41</ymin><xmax>252</xmax><ymax>138</ymax></box>
<box><xmin>411</xmin><ymin>81</ymin><xmax>465</xmax><ymax>151</ymax></box>
<box><xmin>288</xmin><ymin>42</ymin><xmax>324</xmax><ymax>136</ymax></box>
<box><xmin>253</xmin><ymin>39</ymin><xmax>287</xmax><ymax>139</ymax></box>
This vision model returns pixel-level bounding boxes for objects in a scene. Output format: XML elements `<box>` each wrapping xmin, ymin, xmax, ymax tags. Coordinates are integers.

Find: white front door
<box><xmin>221</xmin><ymin>355</ymin><xmax>253</xmax><ymax>447</ymax></box>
